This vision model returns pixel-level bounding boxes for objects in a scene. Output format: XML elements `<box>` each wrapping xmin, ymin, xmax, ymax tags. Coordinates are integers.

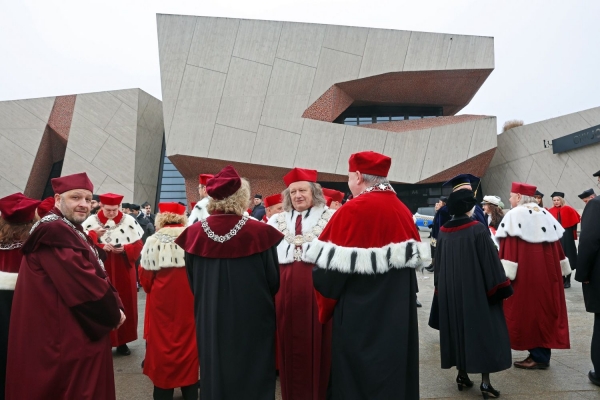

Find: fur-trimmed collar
<box><xmin>496</xmin><ymin>202</ymin><xmax>564</xmax><ymax>243</ymax></box>
<box><xmin>305</xmin><ymin>238</ymin><xmax>429</xmax><ymax>274</ymax></box>
<box><xmin>96</xmin><ymin>210</ymin><xmax>123</xmax><ymax>225</ymax></box>
<box><xmin>140</xmin><ymin>226</ymin><xmax>186</xmax><ymax>271</ymax></box>
<box><xmin>83</xmin><ymin>212</ymin><xmax>144</xmax><ymax>245</ymax></box>
<box><xmin>188</xmin><ymin>197</ymin><xmax>210</xmax><ymax>226</ymax></box>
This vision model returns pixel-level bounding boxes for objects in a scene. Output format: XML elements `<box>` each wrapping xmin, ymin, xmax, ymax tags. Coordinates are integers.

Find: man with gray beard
<box><xmin>6</xmin><ymin>172</ymin><xmax>125</xmax><ymax>400</ymax></box>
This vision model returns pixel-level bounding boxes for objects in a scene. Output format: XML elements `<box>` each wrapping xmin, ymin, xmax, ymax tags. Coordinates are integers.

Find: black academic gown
<box><xmin>176</xmin><ymin>214</ymin><xmax>283</xmax><ymax>400</ymax></box>
<box><xmin>435</xmin><ymin>216</ymin><xmax>513</xmax><ymax>373</ymax></box>
<box><xmin>575</xmin><ymin>197</ymin><xmax>600</xmax><ymax>312</ymax></box>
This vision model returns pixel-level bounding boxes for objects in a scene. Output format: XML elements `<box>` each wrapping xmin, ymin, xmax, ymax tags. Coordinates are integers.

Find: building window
<box><xmin>335</xmin><ymin>105</ymin><xmax>443</xmax><ymax>126</ymax></box>
<box><xmin>42</xmin><ymin>160</ymin><xmax>64</xmax><ymax>199</ymax></box>
<box><xmin>155</xmin><ymin>138</ymin><xmax>187</xmax><ymax>206</ymax></box>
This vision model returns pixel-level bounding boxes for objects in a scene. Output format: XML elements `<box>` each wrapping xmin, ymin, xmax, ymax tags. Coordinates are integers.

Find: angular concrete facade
<box><xmin>0</xmin><ymin>89</ymin><xmax>164</xmax><ymax>203</ymax></box>
<box><xmin>482</xmin><ymin>106</ymin><xmax>600</xmax><ymax>211</ymax></box>
<box><xmin>157</xmin><ymin>14</ymin><xmax>498</xmax><ymax>204</ymax></box>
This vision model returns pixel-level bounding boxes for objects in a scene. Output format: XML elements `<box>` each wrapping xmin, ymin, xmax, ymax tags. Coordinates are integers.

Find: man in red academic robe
<box><xmin>262</xmin><ymin>193</ymin><xmax>283</xmax><ymax>223</ymax></box>
<box><xmin>6</xmin><ymin>172</ymin><xmax>125</xmax><ymax>400</ymax></box>
<box><xmin>322</xmin><ymin>188</ymin><xmax>344</xmax><ymax>210</ymax></box>
<box><xmin>497</xmin><ymin>182</ymin><xmax>571</xmax><ymax>369</ymax></box>
<box><xmin>267</xmin><ymin>168</ymin><xmax>335</xmax><ymax>400</ymax></box>
<box><xmin>84</xmin><ymin>193</ymin><xmax>144</xmax><ymax>355</ymax></box>
<box><xmin>0</xmin><ymin>193</ymin><xmax>40</xmax><ymax>400</ymax></box>
<box><xmin>308</xmin><ymin>151</ymin><xmax>428</xmax><ymax>399</ymax></box>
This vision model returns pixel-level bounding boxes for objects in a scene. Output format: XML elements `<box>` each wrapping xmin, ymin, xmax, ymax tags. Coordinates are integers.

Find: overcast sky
<box><xmin>1</xmin><ymin>0</ymin><xmax>598</xmax><ymax>132</ymax></box>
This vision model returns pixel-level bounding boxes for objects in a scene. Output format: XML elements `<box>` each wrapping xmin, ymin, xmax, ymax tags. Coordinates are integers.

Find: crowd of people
<box><xmin>0</xmin><ymin>152</ymin><xmax>598</xmax><ymax>399</ymax></box>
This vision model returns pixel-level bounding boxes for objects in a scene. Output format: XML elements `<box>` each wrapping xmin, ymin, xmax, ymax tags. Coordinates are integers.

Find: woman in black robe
<box><xmin>435</xmin><ymin>189</ymin><xmax>513</xmax><ymax>399</ymax></box>
<box><xmin>176</xmin><ymin>166</ymin><xmax>284</xmax><ymax>400</ymax></box>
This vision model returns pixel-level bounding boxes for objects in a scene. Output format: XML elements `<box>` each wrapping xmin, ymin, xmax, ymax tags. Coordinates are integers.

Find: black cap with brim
<box><xmin>578</xmin><ymin>188</ymin><xmax>595</xmax><ymax>199</ymax></box>
<box><xmin>593</xmin><ymin>170</ymin><xmax>600</xmax><ymax>177</ymax></box>
<box><xmin>254</xmin><ymin>194</ymin><xmax>262</xmax><ymax>199</ymax></box>
<box><xmin>550</xmin><ymin>192</ymin><xmax>565</xmax><ymax>198</ymax></box>
<box><xmin>442</xmin><ymin>173</ymin><xmax>480</xmax><ymax>190</ymax></box>
<box><xmin>535</xmin><ymin>190</ymin><xmax>544</xmax><ymax>197</ymax></box>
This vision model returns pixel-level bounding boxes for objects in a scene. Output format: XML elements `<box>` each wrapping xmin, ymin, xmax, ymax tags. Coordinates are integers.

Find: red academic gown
<box><xmin>6</xmin><ymin>209</ymin><xmax>123</xmax><ymax>400</ymax></box>
<box><xmin>267</xmin><ymin>206</ymin><xmax>335</xmax><ymax>400</ymax></box>
<box><xmin>139</xmin><ymin>225</ymin><xmax>199</xmax><ymax>389</ymax></box>
<box><xmin>497</xmin><ymin>204</ymin><xmax>570</xmax><ymax>350</ymax></box>
<box><xmin>0</xmin><ymin>244</ymin><xmax>22</xmax><ymax>400</ymax></box>
<box><xmin>88</xmin><ymin>211</ymin><xmax>143</xmax><ymax>347</ymax></box>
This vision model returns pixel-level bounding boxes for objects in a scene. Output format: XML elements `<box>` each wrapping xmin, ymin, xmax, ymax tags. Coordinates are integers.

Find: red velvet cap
<box><xmin>0</xmin><ymin>193</ymin><xmax>41</xmax><ymax>223</ymax></box>
<box><xmin>37</xmin><ymin>197</ymin><xmax>56</xmax><ymax>218</ymax></box>
<box><xmin>348</xmin><ymin>151</ymin><xmax>391</xmax><ymax>177</ymax></box>
<box><xmin>99</xmin><ymin>193</ymin><xmax>124</xmax><ymax>206</ymax></box>
<box><xmin>199</xmin><ymin>174</ymin><xmax>214</xmax><ymax>186</ymax></box>
<box><xmin>511</xmin><ymin>182</ymin><xmax>536</xmax><ymax>197</ymax></box>
<box><xmin>322</xmin><ymin>188</ymin><xmax>344</xmax><ymax>203</ymax></box>
<box><xmin>51</xmin><ymin>172</ymin><xmax>93</xmax><ymax>194</ymax></box>
<box><xmin>190</xmin><ymin>202</ymin><xmax>197</xmax><ymax>209</ymax></box>
<box><xmin>158</xmin><ymin>202</ymin><xmax>186</xmax><ymax>215</ymax></box>
<box><xmin>264</xmin><ymin>194</ymin><xmax>283</xmax><ymax>208</ymax></box>
<box><xmin>324</xmin><ymin>196</ymin><xmax>333</xmax><ymax>207</ymax></box>
<box><xmin>283</xmin><ymin>168</ymin><xmax>318</xmax><ymax>187</ymax></box>
<box><xmin>206</xmin><ymin>166</ymin><xmax>241</xmax><ymax>200</ymax></box>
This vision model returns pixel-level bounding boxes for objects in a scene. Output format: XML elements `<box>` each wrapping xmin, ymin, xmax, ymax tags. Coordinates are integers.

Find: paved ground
<box><xmin>114</xmin><ymin>233</ymin><xmax>600</xmax><ymax>399</ymax></box>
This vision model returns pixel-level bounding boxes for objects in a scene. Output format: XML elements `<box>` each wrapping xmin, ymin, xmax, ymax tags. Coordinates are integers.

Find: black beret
<box><xmin>535</xmin><ymin>190</ymin><xmax>544</xmax><ymax>197</ymax></box>
<box><xmin>447</xmin><ymin>189</ymin><xmax>477</xmax><ymax>216</ymax></box>
<box><xmin>593</xmin><ymin>170</ymin><xmax>600</xmax><ymax>177</ymax></box>
<box><xmin>254</xmin><ymin>194</ymin><xmax>262</xmax><ymax>199</ymax></box>
<box><xmin>122</xmin><ymin>203</ymin><xmax>131</xmax><ymax>208</ymax></box>
<box><xmin>130</xmin><ymin>204</ymin><xmax>140</xmax><ymax>211</ymax></box>
<box><xmin>551</xmin><ymin>192</ymin><xmax>565</xmax><ymax>199</ymax></box>
<box><xmin>92</xmin><ymin>194</ymin><xmax>100</xmax><ymax>201</ymax></box>
<box><xmin>578</xmin><ymin>188</ymin><xmax>595</xmax><ymax>199</ymax></box>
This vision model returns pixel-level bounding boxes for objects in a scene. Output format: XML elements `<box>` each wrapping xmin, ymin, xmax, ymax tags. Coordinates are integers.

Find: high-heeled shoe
<box><xmin>456</xmin><ymin>374</ymin><xmax>473</xmax><ymax>391</ymax></box>
<box><xmin>480</xmin><ymin>382</ymin><xmax>500</xmax><ymax>399</ymax></box>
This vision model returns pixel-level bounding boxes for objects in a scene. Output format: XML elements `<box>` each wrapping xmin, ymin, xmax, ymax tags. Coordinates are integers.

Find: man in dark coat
<box><xmin>309</xmin><ymin>151</ymin><xmax>429</xmax><ymax>400</ymax></box>
<box><xmin>575</xmin><ymin>195</ymin><xmax>600</xmax><ymax>386</ymax></box>
<box><xmin>176</xmin><ymin>166</ymin><xmax>283</xmax><ymax>400</ymax></box>
<box><xmin>250</xmin><ymin>194</ymin><xmax>266</xmax><ymax>220</ymax></box>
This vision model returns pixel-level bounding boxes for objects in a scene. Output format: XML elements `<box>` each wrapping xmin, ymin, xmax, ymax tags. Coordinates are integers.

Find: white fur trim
<box><xmin>501</xmin><ymin>259</ymin><xmax>518</xmax><ymax>280</ymax></box>
<box><xmin>188</xmin><ymin>198</ymin><xmax>210</xmax><ymax>226</ymax></box>
<box><xmin>305</xmin><ymin>239</ymin><xmax>431</xmax><ymax>274</ymax></box>
<box><xmin>0</xmin><ymin>271</ymin><xmax>18</xmax><ymax>290</ymax></box>
<box><xmin>560</xmin><ymin>258</ymin><xmax>572</xmax><ymax>277</ymax></box>
<box><xmin>141</xmin><ymin>227</ymin><xmax>186</xmax><ymax>271</ymax></box>
<box><xmin>83</xmin><ymin>213</ymin><xmax>144</xmax><ymax>245</ymax></box>
<box><xmin>495</xmin><ymin>203</ymin><xmax>564</xmax><ymax>243</ymax></box>
<box><xmin>267</xmin><ymin>206</ymin><xmax>333</xmax><ymax>264</ymax></box>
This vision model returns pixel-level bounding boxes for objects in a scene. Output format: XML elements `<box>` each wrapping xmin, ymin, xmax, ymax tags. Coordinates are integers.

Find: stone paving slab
<box><xmin>115</xmin><ymin>233</ymin><xmax>600</xmax><ymax>399</ymax></box>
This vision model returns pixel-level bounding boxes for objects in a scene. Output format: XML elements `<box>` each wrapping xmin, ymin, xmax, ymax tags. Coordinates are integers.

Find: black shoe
<box><xmin>424</xmin><ymin>264</ymin><xmax>434</xmax><ymax>273</ymax></box>
<box><xmin>456</xmin><ymin>374</ymin><xmax>473</xmax><ymax>391</ymax></box>
<box><xmin>116</xmin><ymin>344</ymin><xmax>131</xmax><ymax>356</ymax></box>
<box><xmin>416</xmin><ymin>299</ymin><xmax>422</xmax><ymax>308</ymax></box>
<box><xmin>564</xmin><ymin>281</ymin><xmax>571</xmax><ymax>289</ymax></box>
<box><xmin>589</xmin><ymin>370</ymin><xmax>600</xmax><ymax>386</ymax></box>
<box><xmin>480</xmin><ymin>382</ymin><xmax>500</xmax><ymax>399</ymax></box>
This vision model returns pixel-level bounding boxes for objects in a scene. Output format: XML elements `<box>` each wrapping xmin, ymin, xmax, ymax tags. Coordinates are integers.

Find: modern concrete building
<box><xmin>0</xmin><ymin>89</ymin><xmax>164</xmax><ymax>204</ymax></box>
<box><xmin>156</xmin><ymin>14</ymin><xmax>498</xmax><ymax>211</ymax></box>
<box><xmin>482</xmin><ymin>106</ymin><xmax>600</xmax><ymax>211</ymax></box>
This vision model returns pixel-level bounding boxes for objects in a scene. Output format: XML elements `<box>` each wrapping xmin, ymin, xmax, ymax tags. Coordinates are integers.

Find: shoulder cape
<box><xmin>548</xmin><ymin>205</ymin><xmax>581</xmax><ymax>229</ymax></box>
<box><xmin>141</xmin><ymin>226</ymin><xmax>186</xmax><ymax>271</ymax></box>
<box><xmin>83</xmin><ymin>211</ymin><xmax>144</xmax><ymax>245</ymax></box>
<box><xmin>176</xmin><ymin>214</ymin><xmax>283</xmax><ymax>259</ymax></box>
<box><xmin>496</xmin><ymin>202</ymin><xmax>565</xmax><ymax>243</ymax></box>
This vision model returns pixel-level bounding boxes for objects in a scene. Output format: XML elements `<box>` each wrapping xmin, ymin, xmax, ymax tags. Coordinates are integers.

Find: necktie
<box><xmin>295</xmin><ymin>214</ymin><xmax>302</xmax><ymax>236</ymax></box>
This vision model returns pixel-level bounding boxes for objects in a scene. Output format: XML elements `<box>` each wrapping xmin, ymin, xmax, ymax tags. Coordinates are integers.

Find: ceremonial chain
<box><xmin>94</xmin><ymin>214</ymin><xmax>125</xmax><ymax>244</ymax></box>
<box><xmin>0</xmin><ymin>242</ymin><xmax>23</xmax><ymax>250</ymax></box>
<box><xmin>201</xmin><ymin>216</ymin><xmax>249</xmax><ymax>243</ymax></box>
<box><xmin>153</xmin><ymin>232</ymin><xmax>177</xmax><ymax>244</ymax></box>
<box><xmin>277</xmin><ymin>209</ymin><xmax>333</xmax><ymax>261</ymax></box>
<box><xmin>353</xmin><ymin>183</ymin><xmax>395</xmax><ymax>198</ymax></box>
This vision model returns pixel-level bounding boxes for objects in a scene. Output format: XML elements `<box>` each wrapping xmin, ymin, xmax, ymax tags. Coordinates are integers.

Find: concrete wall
<box><xmin>482</xmin><ymin>106</ymin><xmax>600</xmax><ymax>210</ymax></box>
<box><xmin>158</xmin><ymin>14</ymin><xmax>496</xmax><ymax>187</ymax></box>
<box><xmin>0</xmin><ymin>89</ymin><xmax>164</xmax><ymax>203</ymax></box>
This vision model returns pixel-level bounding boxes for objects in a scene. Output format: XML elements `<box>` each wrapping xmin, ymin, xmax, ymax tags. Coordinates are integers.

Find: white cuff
<box><xmin>0</xmin><ymin>271</ymin><xmax>18</xmax><ymax>290</ymax></box>
<box><xmin>501</xmin><ymin>259</ymin><xmax>518</xmax><ymax>280</ymax></box>
<box><xmin>560</xmin><ymin>258</ymin><xmax>572</xmax><ymax>277</ymax></box>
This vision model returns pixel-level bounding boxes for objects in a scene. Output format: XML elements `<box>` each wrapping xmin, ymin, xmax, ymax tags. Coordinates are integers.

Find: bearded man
<box><xmin>84</xmin><ymin>193</ymin><xmax>144</xmax><ymax>356</ymax></box>
<box><xmin>6</xmin><ymin>173</ymin><xmax>125</xmax><ymax>400</ymax></box>
<box><xmin>267</xmin><ymin>168</ymin><xmax>334</xmax><ymax>400</ymax></box>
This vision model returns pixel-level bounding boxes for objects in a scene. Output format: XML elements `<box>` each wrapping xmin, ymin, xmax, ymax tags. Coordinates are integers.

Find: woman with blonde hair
<box><xmin>548</xmin><ymin>191</ymin><xmax>580</xmax><ymax>288</ymax></box>
<box><xmin>140</xmin><ymin>202</ymin><xmax>199</xmax><ymax>400</ymax></box>
<box><xmin>176</xmin><ymin>165</ymin><xmax>283</xmax><ymax>400</ymax></box>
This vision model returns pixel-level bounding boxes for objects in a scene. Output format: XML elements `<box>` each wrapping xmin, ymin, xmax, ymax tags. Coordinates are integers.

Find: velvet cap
<box><xmin>283</xmin><ymin>168</ymin><xmax>318</xmax><ymax>187</ymax></box>
<box><xmin>348</xmin><ymin>151</ymin><xmax>391</xmax><ymax>177</ymax></box>
<box><xmin>551</xmin><ymin>191</ymin><xmax>565</xmax><ymax>199</ymax></box>
<box><xmin>578</xmin><ymin>189</ymin><xmax>595</xmax><ymax>199</ymax></box>
<box><xmin>264</xmin><ymin>194</ymin><xmax>283</xmax><ymax>208</ymax></box>
<box><xmin>322</xmin><ymin>188</ymin><xmax>344</xmax><ymax>203</ymax></box>
<box><xmin>206</xmin><ymin>166</ymin><xmax>242</xmax><ymax>200</ymax></box>
<box><xmin>37</xmin><ymin>197</ymin><xmax>55</xmax><ymax>218</ymax></box>
<box><xmin>51</xmin><ymin>172</ymin><xmax>93</xmax><ymax>195</ymax></box>
<box><xmin>510</xmin><ymin>182</ymin><xmax>537</xmax><ymax>196</ymax></box>
<box><xmin>0</xmin><ymin>193</ymin><xmax>41</xmax><ymax>223</ymax></box>
<box><xmin>481</xmin><ymin>195</ymin><xmax>501</xmax><ymax>206</ymax></box>
<box><xmin>324</xmin><ymin>196</ymin><xmax>333</xmax><ymax>207</ymax></box>
<box><xmin>442</xmin><ymin>173</ymin><xmax>480</xmax><ymax>190</ymax></box>
<box><xmin>447</xmin><ymin>189</ymin><xmax>478</xmax><ymax>215</ymax></box>
<box><xmin>99</xmin><ymin>193</ymin><xmax>124</xmax><ymax>206</ymax></box>
<box><xmin>158</xmin><ymin>202</ymin><xmax>186</xmax><ymax>215</ymax></box>
<box><xmin>198</xmin><ymin>174</ymin><xmax>214</xmax><ymax>186</ymax></box>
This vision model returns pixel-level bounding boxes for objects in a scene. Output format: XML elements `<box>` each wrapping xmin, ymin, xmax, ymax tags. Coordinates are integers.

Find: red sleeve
<box><xmin>498</xmin><ymin>236</ymin><xmax>519</xmax><ymax>263</ymax></box>
<box><xmin>123</xmin><ymin>240</ymin><xmax>143</xmax><ymax>265</ymax></box>
<box><xmin>138</xmin><ymin>267</ymin><xmax>155</xmax><ymax>294</ymax></box>
<box><xmin>314</xmin><ymin>289</ymin><xmax>338</xmax><ymax>324</ymax></box>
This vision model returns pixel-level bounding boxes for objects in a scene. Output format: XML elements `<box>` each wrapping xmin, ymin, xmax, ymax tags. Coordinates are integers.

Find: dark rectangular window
<box><xmin>155</xmin><ymin>136</ymin><xmax>187</xmax><ymax>206</ymax></box>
